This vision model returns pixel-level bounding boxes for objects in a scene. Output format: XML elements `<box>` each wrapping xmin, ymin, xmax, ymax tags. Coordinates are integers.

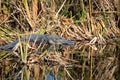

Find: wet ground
<box><xmin>0</xmin><ymin>42</ymin><xmax>120</xmax><ymax>80</ymax></box>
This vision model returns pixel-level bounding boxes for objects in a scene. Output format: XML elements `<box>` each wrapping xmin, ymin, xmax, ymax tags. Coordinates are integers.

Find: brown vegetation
<box><xmin>0</xmin><ymin>0</ymin><xmax>120</xmax><ymax>80</ymax></box>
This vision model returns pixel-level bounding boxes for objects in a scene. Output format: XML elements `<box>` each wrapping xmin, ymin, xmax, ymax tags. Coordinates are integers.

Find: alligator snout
<box><xmin>0</xmin><ymin>34</ymin><xmax>75</xmax><ymax>52</ymax></box>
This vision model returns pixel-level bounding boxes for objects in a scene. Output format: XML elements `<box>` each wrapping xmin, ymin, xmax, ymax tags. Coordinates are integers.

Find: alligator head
<box><xmin>0</xmin><ymin>34</ymin><xmax>75</xmax><ymax>52</ymax></box>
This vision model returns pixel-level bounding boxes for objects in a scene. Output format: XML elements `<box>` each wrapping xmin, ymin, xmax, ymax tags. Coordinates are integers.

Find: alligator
<box><xmin>0</xmin><ymin>34</ymin><xmax>75</xmax><ymax>52</ymax></box>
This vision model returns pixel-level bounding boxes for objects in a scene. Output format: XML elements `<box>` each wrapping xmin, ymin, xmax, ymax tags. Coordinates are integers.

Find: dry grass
<box><xmin>0</xmin><ymin>0</ymin><xmax>120</xmax><ymax>80</ymax></box>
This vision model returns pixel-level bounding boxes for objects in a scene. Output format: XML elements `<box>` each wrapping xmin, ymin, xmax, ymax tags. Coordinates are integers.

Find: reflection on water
<box><xmin>0</xmin><ymin>43</ymin><xmax>120</xmax><ymax>80</ymax></box>
<box><xmin>47</xmin><ymin>73</ymin><xmax>55</xmax><ymax>80</ymax></box>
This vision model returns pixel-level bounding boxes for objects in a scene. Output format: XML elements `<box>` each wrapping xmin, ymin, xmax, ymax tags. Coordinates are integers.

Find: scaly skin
<box><xmin>0</xmin><ymin>34</ymin><xmax>75</xmax><ymax>52</ymax></box>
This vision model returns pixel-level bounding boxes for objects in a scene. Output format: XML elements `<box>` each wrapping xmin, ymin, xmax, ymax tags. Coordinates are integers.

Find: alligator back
<box><xmin>0</xmin><ymin>34</ymin><xmax>75</xmax><ymax>52</ymax></box>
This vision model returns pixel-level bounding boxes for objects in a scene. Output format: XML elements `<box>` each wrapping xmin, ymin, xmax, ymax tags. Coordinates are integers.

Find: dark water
<box><xmin>0</xmin><ymin>43</ymin><xmax>120</xmax><ymax>80</ymax></box>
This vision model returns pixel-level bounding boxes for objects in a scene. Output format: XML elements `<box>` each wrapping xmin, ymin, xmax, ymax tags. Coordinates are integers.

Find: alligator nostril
<box><xmin>0</xmin><ymin>34</ymin><xmax>75</xmax><ymax>52</ymax></box>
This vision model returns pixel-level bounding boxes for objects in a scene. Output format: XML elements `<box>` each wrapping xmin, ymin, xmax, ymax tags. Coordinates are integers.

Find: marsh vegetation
<box><xmin>0</xmin><ymin>0</ymin><xmax>120</xmax><ymax>80</ymax></box>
